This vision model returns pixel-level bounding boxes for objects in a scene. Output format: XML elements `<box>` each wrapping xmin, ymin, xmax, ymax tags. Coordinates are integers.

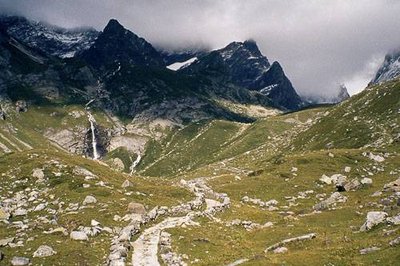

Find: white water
<box><xmin>129</xmin><ymin>153</ymin><xmax>142</xmax><ymax>174</ymax></box>
<box><xmin>88</xmin><ymin>113</ymin><xmax>99</xmax><ymax>160</ymax></box>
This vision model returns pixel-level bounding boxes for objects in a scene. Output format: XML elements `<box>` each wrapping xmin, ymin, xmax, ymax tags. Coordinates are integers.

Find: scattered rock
<box><xmin>314</xmin><ymin>192</ymin><xmax>347</xmax><ymax>211</ymax></box>
<box><xmin>384</xmin><ymin>178</ymin><xmax>400</xmax><ymax>192</ymax></box>
<box><xmin>15</xmin><ymin>100</ymin><xmax>27</xmax><ymax>113</ymax></box>
<box><xmin>344</xmin><ymin>166</ymin><xmax>351</xmax><ymax>173</ymax></box>
<box><xmin>33</xmin><ymin>245</ymin><xmax>56</xmax><ymax>257</ymax></box>
<box><xmin>121</xmin><ymin>180</ymin><xmax>133</xmax><ymax>188</ymax></box>
<box><xmin>265</xmin><ymin>233</ymin><xmax>316</xmax><ymax>252</ymax></box>
<box><xmin>70</xmin><ymin>231</ymin><xmax>88</xmax><ymax>241</ymax></box>
<box><xmin>13</xmin><ymin>208</ymin><xmax>27</xmax><ymax>216</ymax></box>
<box><xmin>43</xmin><ymin>227</ymin><xmax>68</xmax><ymax>236</ymax></box>
<box><xmin>34</xmin><ymin>203</ymin><xmax>47</xmax><ymax>212</ymax></box>
<box><xmin>387</xmin><ymin>213</ymin><xmax>400</xmax><ymax>225</ymax></box>
<box><xmin>127</xmin><ymin>202</ymin><xmax>146</xmax><ymax>214</ymax></box>
<box><xmin>273</xmin><ymin>247</ymin><xmax>288</xmax><ymax>254</ymax></box>
<box><xmin>0</xmin><ymin>237</ymin><xmax>14</xmax><ymax>247</ymax></box>
<box><xmin>0</xmin><ymin>209</ymin><xmax>10</xmax><ymax>220</ymax></box>
<box><xmin>111</xmin><ymin>158</ymin><xmax>125</xmax><ymax>172</ymax></box>
<box><xmin>32</xmin><ymin>168</ymin><xmax>45</xmax><ymax>181</ymax></box>
<box><xmin>91</xmin><ymin>219</ymin><xmax>100</xmax><ymax>226</ymax></box>
<box><xmin>319</xmin><ymin>174</ymin><xmax>347</xmax><ymax>188</ymax></box>
<box><xmin>361</xmin><ymin>178</ymin><xmax>373</xmax><ymax>186</ymax></box>
<box><xmin>360</xmin><ymin>211</ymin><xmax>388</xmax><ymax>231</ymax></box>
<box><xmin>11</xmin><ymin>256</ymin><xmax>30</xmax><ymax>266</ymax></box>
<box><xmin>359</xmin><ymin>247</ymin><xmax>380</xmax><ymax>254</ymax></box>
<box><xmin>320</xmin><ymin>174</ymin><xmax>333</xmax><ymax>185</ymax></box>
<box><xmin>363</xmin><ymin>152</ymin><xmax>385</xmax><ymax>162</ymax></box>
<box><xmin>73</xmin><ymin>166</ymin><xmax>96</xmax><ymax>178</ymax></box>
<box><xmin>83</xmin><ymin>195</ymin><xmax>97</xmax><ymax>205</ymax></box>
<box><xmin>389</xmin><ymin>236</ymin><xmax>400</xmax><ymax>246</ymax></box>
<box><xmin>344</xmin><ymin>178</ymin><xmax>362</xmax><ymax>191</ymax></box>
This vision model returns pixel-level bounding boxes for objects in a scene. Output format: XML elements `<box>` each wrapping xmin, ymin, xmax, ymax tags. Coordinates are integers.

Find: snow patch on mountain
<box><xmin>0</xmin><ymin>16</ymin><xmax>98</xmax><ymax>58</ymax></box>
<box><xmin>167</xmin><ymin>57</ymin><xmax>198</xmax><ymax>71</ymax></box>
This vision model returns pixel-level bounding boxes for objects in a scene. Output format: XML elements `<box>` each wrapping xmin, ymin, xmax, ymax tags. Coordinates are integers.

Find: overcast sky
<box><xmin>1</xmin><ymin>0</ymin><xmax>400</xmax><ymax>98</ymax></box>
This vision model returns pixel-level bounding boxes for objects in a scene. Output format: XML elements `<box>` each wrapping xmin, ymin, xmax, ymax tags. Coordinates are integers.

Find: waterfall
<box><xmin>88</xmin><ymin>113</ymin><xmax>99</xmax><ymax>160</ymax></box>
<box><xmin>130</xmin><ymin>153</ymin><xmax>142</xmax><ymax>174</ymax></box>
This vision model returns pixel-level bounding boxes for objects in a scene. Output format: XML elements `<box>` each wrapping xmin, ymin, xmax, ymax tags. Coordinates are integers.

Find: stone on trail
<box><xmin>273</xmin><ymin>246</ymin><xmax>288</xmax><ymax>254</ymax></box>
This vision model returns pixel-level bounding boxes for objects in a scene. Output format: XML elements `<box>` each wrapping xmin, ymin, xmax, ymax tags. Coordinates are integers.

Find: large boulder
<box><xmin>360</xmin><ymin>211</ymin><xmax>388</xmax><ymax>231</ymax></box>
<box><xmin>314</xmin><ymin>192</ymin><xmax>347</xmax><ymax>211</ymax></box>
<box><xmin>127</xmin><ymin>202</ymin><xmax>146</xmax><ymax>214</ymax></box>
<box><xmin>11</xmin><ymin>257</ymin><xmax>30</xmax><ymax>266</ymax></box>
<box><xmin>83</xmin><ymin>195</ymin><xmax>97</xmax><ymax>205</ymax></box>
<box><xmin>70</xmin><ymin>231</ymin><xmax>89</xmax><ymax>241</ymax></box>
<box><xmin>33</xmin><ymin>245</ymin><xmax>56</xmax><ymax>257</ymax></box>
<box><xmin>384</xmin><ymin>178</ymin><xmax>400</xmax><ymax>192</ymax></box>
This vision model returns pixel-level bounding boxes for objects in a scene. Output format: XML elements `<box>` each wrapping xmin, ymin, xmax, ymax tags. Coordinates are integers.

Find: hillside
<box><xmin>0</xmin><ymin>77</ymin><xmax>399</xmax><ymax>265</ymax></box>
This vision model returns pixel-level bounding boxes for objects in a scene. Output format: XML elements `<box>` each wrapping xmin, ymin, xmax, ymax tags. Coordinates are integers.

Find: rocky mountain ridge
<box><xmin>371</xmin><ymin>49</ymin><xmax>400</xmax><ymax>84</ymax></box>
<box><xmin>0</xmin><ymin>15</ymin><xmax>98</xmax><ymax>58</ymax></box>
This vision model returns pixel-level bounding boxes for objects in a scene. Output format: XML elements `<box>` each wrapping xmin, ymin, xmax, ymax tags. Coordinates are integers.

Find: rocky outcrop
<box><xmin>371</xmin><ymin>49</ymin><xmax>400</xmax><ymax>84</ymax></box>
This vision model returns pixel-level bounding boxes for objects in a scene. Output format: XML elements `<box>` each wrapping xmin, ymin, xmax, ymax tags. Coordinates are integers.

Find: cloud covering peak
<box><xmin>1</xmin><ymin>0</ymin><xmax>400</xmax><ymax>97</ymax></box>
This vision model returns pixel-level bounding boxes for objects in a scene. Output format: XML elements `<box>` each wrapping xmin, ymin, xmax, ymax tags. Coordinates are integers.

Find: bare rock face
<box><xmin>44</xmin><ymin>127</ymin><xmax>86</xmax><ymax>154</ymax></box>
<box><xmin>127</xmin><ymin>202</ymin><xmax>146</xmax><ymax>214</ymax></box>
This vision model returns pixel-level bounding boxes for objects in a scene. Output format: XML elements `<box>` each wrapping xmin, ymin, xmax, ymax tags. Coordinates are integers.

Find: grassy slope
<box><xmin>0</xmin><ymin>80</ymin><xmax>399</xmax><ymax>265</ymax></box>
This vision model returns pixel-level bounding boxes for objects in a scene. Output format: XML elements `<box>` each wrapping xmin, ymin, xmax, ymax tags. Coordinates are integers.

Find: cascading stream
<box><xmin>88</xmin><ymin>112</ymin><xmax>99</xmax><ymax>160</ymax></box>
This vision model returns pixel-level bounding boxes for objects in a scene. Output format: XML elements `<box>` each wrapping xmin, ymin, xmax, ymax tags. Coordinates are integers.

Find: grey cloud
<box><xmin>1</xmin><ymin>0</ymin><xmax>400</xmax><ymax>97</ymax></box>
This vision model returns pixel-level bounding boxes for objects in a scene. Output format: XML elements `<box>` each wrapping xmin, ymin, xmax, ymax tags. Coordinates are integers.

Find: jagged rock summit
<box><xmin>371</xmin><ymin>49</ymin><xmax>400</xmax><ymax>84</ymax></box>
<box><xmin>182</xmin><ymin>40</ymin><xmax>303</xmax><ymax>110</ymax></box>
<box><xmin>80</xmin><ymin>19</ymin><xmax>164</xmax><ymax>70</ymax></box>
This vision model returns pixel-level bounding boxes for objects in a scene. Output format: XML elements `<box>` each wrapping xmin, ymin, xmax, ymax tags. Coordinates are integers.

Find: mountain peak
<box><xmin>371</xmin><ymin>49</ymin><xmax>400</xmax><ymax>84</ymax></box>
<box><xmin>80</xmin><ymin>19</ymin><xmax>164</xmax><ymax>69</ymax></box>
<box><xmin>104</xmin><ymin>19</ymin><xmax>125</xmax><ymax>33</ymax></box>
